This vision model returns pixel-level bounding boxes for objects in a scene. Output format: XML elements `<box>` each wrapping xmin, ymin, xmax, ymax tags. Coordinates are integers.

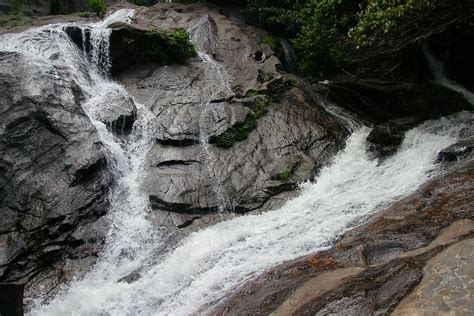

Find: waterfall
<box><xmin>0</xmin><ymin>7</ymin><xmax>163</xmax><ymax>310</ymax></box>
<box><xmin>196</xmin><ymin>51</ymin><xmax>236</xmax><ymax>212</ymax></box>
<box><xmin>31</xmin><ymin>106</ymin><xmax>472</xmax><ymax>315</ymax></box>
<box><xmin>276</xmin><ymin>37</ymin><xmax>298</xmax><ymax>73</ymax></box>
<box><xmin>0</xmin><ymin>8</ymin><xmax>472</xmax><ymax>316</ymax></box>
<box><xmin>423</xmin><ymin>44</ymin><xmax>474</xmax><ymax>105</ymax></box>
<box><xmin>89</xmin><ymin>28</ymin><xmax>112</xmax><ymax>76</ymax></box>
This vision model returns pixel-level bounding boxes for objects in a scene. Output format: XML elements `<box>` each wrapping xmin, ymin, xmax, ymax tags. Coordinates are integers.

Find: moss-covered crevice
<box><xmin>211</xmin><ymin>101</ymin><xmax>268</xmax><ymax>148</ymax></box>
<box><xmin>108</xmin><ymin>23</ymin><xmax>196</xmax><ymax>74</ymax></box>
<box><xmin>211</xmin><ymin>77</ymin><xmax>300</xmax><ymax>149</ymax></box>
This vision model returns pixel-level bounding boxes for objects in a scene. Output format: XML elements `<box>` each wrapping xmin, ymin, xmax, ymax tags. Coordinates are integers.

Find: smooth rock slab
<box><xmin>0</xmin><ymin>51</ymin><xmax>111</xmax><ymax>287</ymax></box>
<box><xmin>393</xmin><ymin>238</ymin><xmax>474</xmax><ymax>315</ymax></box>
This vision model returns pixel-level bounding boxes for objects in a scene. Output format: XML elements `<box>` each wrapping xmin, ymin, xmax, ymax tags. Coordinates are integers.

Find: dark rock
<box><xmin>437</xmin><ymin>137</ymin><xmax>473</xmax><ymax>162</ymax></box>
<box><xmin>327</xmin><ymin>80</ymin><xmax>471</xmax><ymax>124</ymax></box>
<box><xmin>64</xmin><ymin>26</ymin><xmax>91</xmax><ymax>54</ymax></box>
<box><xmin>92</xmin><ymin>88</ymin><xmax>137</xmax><ymax>136</ymax></box>
<box><xmin>50</xmin><ymin>0</ymin><xmax>90</xmax><ymax>15</ymax></box>
<box><xmin>426</xmin><ymin>29</ymin><xmax>474</xmax><ymax>91</ymax></box>
<box><xmin>108</xmin><ymin>22</ymin><xmax>196</xmax><ymax>75</ymax></box>
<box><xmin>0</xmin><ymin>283</ymin><xmax>24</xmax><ymax>316</ymax></box>
<box><xmin>116</xmin><ymin>5</ymin><xmax>349</xmax><ymax>216</ymax></box>
<box><xmin>137</xmin><ymin>83</ymin><xmax>348</xmax><ymax>214</ymax></box>
<box><xmin>0</xmin><ymin>51</ymin><xmax>112</xmax><ymax>288</ymax></box>
<box><xmin>367</xmin><ymin>117</ymin><xmax>420</xmax><ymax>158</ymax></box>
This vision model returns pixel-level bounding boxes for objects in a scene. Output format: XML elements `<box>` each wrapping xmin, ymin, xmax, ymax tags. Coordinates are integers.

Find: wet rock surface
<box><xmin>366</xmin><ymin>117</ymin><xmax>420</xmax><ymax>158</ymax></box>
<box><xmin>90</xmin><ymin>87</ymin><xmax>137</xmax><ymax>136</ymax></box>
<box><xmin>327</xmin><ymin>80</ymin><xmax>471</xmax><ymax>124</ymax></box>
<box><xmin>0</xmin><ymin>51</ymin><xmax>112</xmax><ymax>292</ymax></box>
<box><xmin>437</xmin><ymin>136</ymin><xmax>473</xmax><ymax>162</ymax></box>
<box><xmin>326</xmin><ymin>80</ymin><xmax>472</xmax><ymax>158</ymax></box>
<box><xmin>117</xmin><ymin>4</ymin><xmax>349</xmax><ymax>220</ymax></box>
<box><xmin>213</xmin><ymin>158</ymin><xmax>474</xmax><ymax>315</ymax></box>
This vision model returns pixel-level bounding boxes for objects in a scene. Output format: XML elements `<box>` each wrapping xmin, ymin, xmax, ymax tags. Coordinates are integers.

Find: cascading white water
<box><xmin>31</xmin><ymin>108</ymin><xmax>472</xmax><ymax>315</ymax></box>
<box><xmin>0</xmin><ymin>7</ymin><xmax>163</xmax><ymax>310</ymax></box>
<box><xmin>195</xmin><ymin>50</ymin><xmax>236</xmax><ymax>212</ymax></box>
<box><xmin>89</xmin><ymin>28</ymin><xmax>112</xmax><ymax>76</ymax></box>
<box><xmin>1</xmin><ymin>8</ymin><xmax>473</xmax><ymax>316</ymax></box>
<box><xmin>423</xmin><ymin>44</ymin><xmax>474</xmax><ymax>105</ymax></box>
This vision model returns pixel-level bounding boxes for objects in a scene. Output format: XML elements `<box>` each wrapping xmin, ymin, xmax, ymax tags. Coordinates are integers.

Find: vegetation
<box><xmin>127</xmin><ymin>0</ymin><xmax>198</xmax><ymax>5</ymax></box>
<box><xmin>12</xmin><ymin>0</ymin><xmax>24</xmax><ymax>11</ymax></box>
<box><xmin>214</xmin><ymin>101</ymin><xmax>268</xmax><ymax>148</ymax></box>
<box><xmin>145</xmin><ymin>27</ymin><xmax>196</xmax><ymax>62</ymax></box>
<box><xmin>275</xmin><ymin>167</ymin><xmax>292</xmax><ymax>180</ymax></box>
<box><xmin>0</xmin><ymin>11</ymin><xmax>31</xmax><ymax>27</ymax></box>
<box><xmin>243</xmin><ymin>0</ymin><xmax>474</xmax><ymax>80</ymax></box>
<box><xmin>87</xmin><ymin>0</ymin><xmax>107</xmax><ymax>17</ymax></box>
<box><xmin>77</xmin><ymin>11</ymin><xmax>92</xmax><ymax>18</ymax></box>
<box><xmin>262</xmin><ymin>34</ymin><xmax>275</xmax><ymax>48</ymax></box>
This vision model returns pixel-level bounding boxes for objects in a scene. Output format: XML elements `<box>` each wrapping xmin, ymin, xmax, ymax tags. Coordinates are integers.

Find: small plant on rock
<box><xmin>276</xmin><ymin>167</ymin><xmax>292</xmax><ymax>180</ymax></box>
<box><xmin>87</xmin><ymin>0</ymin><xmax>107</xmax><ymax>17</ymax></box>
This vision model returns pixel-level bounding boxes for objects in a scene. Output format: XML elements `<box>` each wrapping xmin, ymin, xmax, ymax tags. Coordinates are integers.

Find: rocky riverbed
<box><xmin>0</xmin><ymin>1</ymin><xmax>473</xmax><ymax>315</ymax></box>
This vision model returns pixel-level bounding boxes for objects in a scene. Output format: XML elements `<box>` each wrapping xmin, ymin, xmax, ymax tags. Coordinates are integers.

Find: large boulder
<box><xmin>86</xmin><ymin>86</ymin><xmax>137</xmax><ymax>136</ymax></box>
<box><xmin>0</xmin><ymin>51</ymin><xmax>112</xmax><ymax>286</ymax></box>
<box><xmin>366</xmin><ymin>117</ymin><xmax>420</xmax><ymax>158</ymax></box>
<box><xmin>327</xmin><ymin>80</ymin><xmax>471</xmax><ymax>124</ymax></box>
<box><xmin>326</xmin><ymin>80</ymin><xmax>472</xmax><ymax>158</ymax></box>
<box><xmin>116</xmin><ymin>4</ymin><xmax>349</xmax><ymax>226</ymax></box>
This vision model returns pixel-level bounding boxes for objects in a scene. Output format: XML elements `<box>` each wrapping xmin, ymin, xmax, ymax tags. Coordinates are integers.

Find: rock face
<box><xmin>0</xmin><ymin>51</ymin><xmax>112</xmax><ymax>288</ymax></box>
<box><xmin>88</xmin><ymin>86</ymin><xmax>137</xmax><ymax>136</ymax></box>
<box><xmin>116</xmin><ymin>4</ymin><xmax>349</xmax><ymax>222</ymax></box>
<box><xmin>366</xmin><ymin>117</ymin><xmax>419</xmax><ymax>158</ymax></box>
<box><xmin>213</xmin><ymin>157</ymin><xmax>474</xmax><ymax>315</ymax></box>
<box><xmin>326</xmin><ymin>80</ymin><xmax>472</xmax><ymax>158</ymax></box>
<box><xmin>437</xmin><ymin>137</ymin><xmax>473</xmax><ymax>162</ymax></box>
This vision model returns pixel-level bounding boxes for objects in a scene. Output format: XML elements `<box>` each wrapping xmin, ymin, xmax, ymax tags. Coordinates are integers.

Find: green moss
<box><xmin>276</xmin><ymin>167</ymin><xmax>292</xmax><ymax>180</ymax></box>
<box><xmin>262</xmin><ymin>34</ymin><xmax>275</xmax><ymax>47</ymax></box>
<box><xmin>0</xmin><ymin>11</ymin><xmax>31</xmax><ymax>27</ymax></box>
<box><xmin>214</xmin><ymin>100</ymin><xmax>269</xmax><ymax>148</ymax></box>
<box><xmin>258</xmin><ymin>71</ymin><xmax>275</xmax><ymax>83</ymax></box>
<box><xmin>144</xmin><ymin>27</ymin><xmax>196</xmax><ymax>63</ymax></box>
<box><xmin>87</xmin><ymin>0</ymin><xmax>107</xmax><ymax>17</ymax></box>
<box><xmin>77</xmin><ymin>11</ymin><xmax>92</xmax><ymax>18</ymax></box>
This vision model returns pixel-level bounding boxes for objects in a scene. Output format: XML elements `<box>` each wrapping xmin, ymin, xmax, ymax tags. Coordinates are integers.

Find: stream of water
<box><xmin>0</xmin><ymin>8</ymin><xmax>472</xmax><ymax>316</ymax></box>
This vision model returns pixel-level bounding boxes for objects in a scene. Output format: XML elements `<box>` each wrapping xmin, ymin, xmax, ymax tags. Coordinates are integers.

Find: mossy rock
<box><xmin>108</xmin><ymin>22</ymin><xmax>196</xmax><ymax>74</ymax></box>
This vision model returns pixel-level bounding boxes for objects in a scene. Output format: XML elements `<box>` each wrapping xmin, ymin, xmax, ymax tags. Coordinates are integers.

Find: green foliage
<box><xmin>169</xmin><ymin>28</ymin><xmax>197</xmax><ymax>58</ymax></box>
<box><xmin>349</xmin><ymin>0</ymin><xmax>430</xmax><ymax>48</ymax></box>
<box><xmin>262</xmin><ymin>34</ymin><xmax>275</xmax><ymax>47</ymax></box>
<box><xmin>77</xmin><ymin>11</ymin><xmax>92</xmax><ymax>18</ymax></box>
<box><xmin>214</xmin><ymin>101</ymin><xmax>268</xmax><ymax>148</ymax></box>
<box><xmin>244</xmin><ymin>0</ymin><xmax>304</xmax><ymax>38</ymax></box>
<box><xmin>0</xmin><ymin>11</ymin><xmax>31</xmax><ymax>27</ymax></box>
<box><xmin>276</xmin><ymin>167</ymin><xmax>292</xmax><ymax>180</ymax></box>
<box><xmin>293</xmin><ymin>0</ymin><xmax>356</xmax><ymax>76</ymax></box>
<box><xmin>145</xmin><ymin>27</ymin><xmax>196</xmax><ymax>62</ymax></box>
<box><xmin>12</xmin><ymin>0</ymin><xmax>23</xmax><ymax>11</ymax></box>
<box><xmin>257</xmin><ymin>71</ymin><xmax>274</xmax><ymax>83</ymax></box>
<box><xmin>87</xmin><ymin>0</ymin><xmax>107</xmax><ymax>17</ymax></box>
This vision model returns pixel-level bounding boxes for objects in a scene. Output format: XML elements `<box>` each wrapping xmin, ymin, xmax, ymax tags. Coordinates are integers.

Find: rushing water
<box><xmin>31</xmin><ymin>111</ymin><xmax>472</xmax><ymax>316</ymax></box>
<box><xmin>196</xmin><ymin>51</ymin><xmax>236</xmax><ymax>212</ymax></box>
<box><xmin>276</xmin><ymin>37</ymin><xmax>298</xmax><ymax>73</ymax></box>
<box><xmin>0</xmin><ymin>8</ymin><xmax>472</xmax><ymax>316</ymax></box>
<box><xmin>424</xmin><ymin>44</ymin><xmax>474</xmax><ymax>105</ymax></box>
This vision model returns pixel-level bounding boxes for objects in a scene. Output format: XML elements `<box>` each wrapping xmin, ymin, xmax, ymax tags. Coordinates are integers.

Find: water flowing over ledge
<box><xmin>31</xmin><ymin>111</ymin><xmax>471</xmax><ymax>315</ymax></box>
<box><xmin>0</xmin><ymin>7</ymin><xmax>472</xmax><ymax>316</ymax></box>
